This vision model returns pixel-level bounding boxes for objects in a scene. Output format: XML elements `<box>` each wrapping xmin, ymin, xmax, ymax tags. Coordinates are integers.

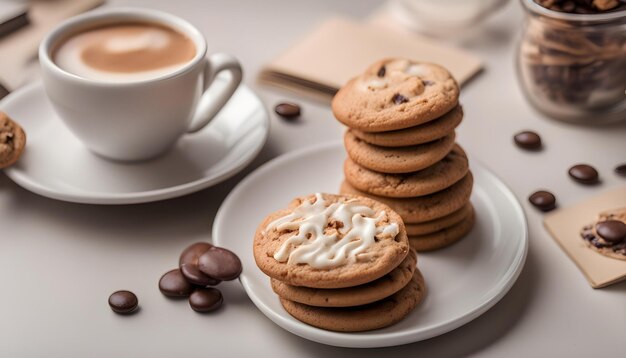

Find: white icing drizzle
<box><xmin>265</xmin><ymin>193</ymin><xmax>399</xmax><ymax>269</ymax></box>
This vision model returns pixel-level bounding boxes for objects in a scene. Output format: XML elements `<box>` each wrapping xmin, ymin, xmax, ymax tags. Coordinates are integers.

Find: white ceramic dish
<box><xmin>0</xmin><ymin>81</ymin><xmax>269</xmax><ymax>204</ymax></box>
<box><xmin>213</xmin><ymin>142</ymin><xmax>528</xmax><ymax>348</ymax></box>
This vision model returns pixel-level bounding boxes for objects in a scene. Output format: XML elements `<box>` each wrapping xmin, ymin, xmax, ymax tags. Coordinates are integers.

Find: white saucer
<box><xmin>0</xmin><ymin>81</ymin><xmax>269</xmax><ymax>204</ymax></box>
<box><xmin>213</xmin><ymin>142</ymin><xmax>528</xmax><ymax>348</ymax></box>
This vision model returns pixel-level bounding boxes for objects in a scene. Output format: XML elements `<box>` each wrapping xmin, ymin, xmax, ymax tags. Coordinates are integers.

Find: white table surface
<box><xmin>1</xmin><ymin>1</ymin><xmax>625</xmax><ymax>357</ymax></box>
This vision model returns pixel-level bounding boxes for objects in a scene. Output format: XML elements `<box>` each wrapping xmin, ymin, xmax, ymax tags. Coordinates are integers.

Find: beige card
<box><xmin>259</xmin><ymin>17</ymin><xmax>483</xmax><ymax>101</ymax></box>
<box><xmin>544</xmin><ymin>187</ymin><xmax>626</xmax><ymax>288</ymax></box>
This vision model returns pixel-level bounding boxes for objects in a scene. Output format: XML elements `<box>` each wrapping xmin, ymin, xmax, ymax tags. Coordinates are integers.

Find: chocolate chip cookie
<box><xmin>0</xmin><ymin>112</ymin><xmax>26</xmax><ymax>169</ymax></box>
<box><xmin>344</xmin><ymin>130</ymin><xmax>456</xmax><ymax>174</ymax></box>
<box><xmin>350</xmin><ymin>105</ymin><xmax>463</xmax><ymax>147</ymax></box>
<box><xmin>340</xmin><ymin>172</ymin><xmax>474</xmax><ymax>224</ymax></box>
<box><xmin>279</xmin><ymin>269</ymin><xmax>426</xmax><ymax>332</ymax></box>
<box><xmin>344</xmin><ymin>144</ymin><xmax>468</xmax><ymax>198</ymax></box>
<box><xmin>271</xmin><ymin>249</ymin><xmax>417</xmax><ymax>308</ymax></box>
<box><xmin>332</xmin><ymin>59</ymin><xmax>460</xmax><ymax>132</ymax></box>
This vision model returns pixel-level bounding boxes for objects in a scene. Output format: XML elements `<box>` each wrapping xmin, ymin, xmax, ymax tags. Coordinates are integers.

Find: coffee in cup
<box><xmin>53</xmin><ymin>22</ymin><xmax>196</xmax><ymax>83</ymax></box>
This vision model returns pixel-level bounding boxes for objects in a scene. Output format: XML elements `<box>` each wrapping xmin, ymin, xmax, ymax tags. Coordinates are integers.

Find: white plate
<box><xmin>0</xmin><ymin>81</ymin><xmax>269</xmax><ymax>204</ymax></box>
<box><xmin>213</xmin><ymin>142</ymin><xmax>528</xmax><ymax>348</ymax></box>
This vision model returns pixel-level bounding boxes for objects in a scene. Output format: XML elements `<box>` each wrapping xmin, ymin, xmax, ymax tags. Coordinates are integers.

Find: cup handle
<box><xmin>187</xmin><ymin>53</ymin><xmax>242</xmax><ymax>133</ymax></box>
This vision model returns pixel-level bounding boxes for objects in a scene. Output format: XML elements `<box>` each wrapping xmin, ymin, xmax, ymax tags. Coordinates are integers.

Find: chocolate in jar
<box><xmin>518</xmin><ymin>0</ymin><xmax>626</xmax><ymax>122</ymax></box>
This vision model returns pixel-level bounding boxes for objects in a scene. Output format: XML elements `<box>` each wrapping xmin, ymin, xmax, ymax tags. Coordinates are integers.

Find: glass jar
<box><xmin>517</xmin><ymin>0</ymin><xmax>626</xmax><ymax>123</ymax></box>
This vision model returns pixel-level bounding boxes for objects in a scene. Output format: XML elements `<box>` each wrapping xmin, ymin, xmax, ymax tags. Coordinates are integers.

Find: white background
<box><xmin>1</xmin><ymin>0</ymin><xmax>625</xmax><ymax>357</ymax></box>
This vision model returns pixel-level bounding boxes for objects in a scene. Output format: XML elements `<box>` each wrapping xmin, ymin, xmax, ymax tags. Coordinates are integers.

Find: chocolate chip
<box><xmin>528</xmin><ymin>190</ymin><xmax>556</xmax><ymax>212</ymax></box>
<box><xmin>274</xmin><ymin>103</ymin><xmax>301</xmax><ymax>119</ymax></box>
<box><xmin>422</xmin><ymin>80</ymin><xmax>433</xmax><ymax>86</ymax></box>
<box><xmin>179</xmin><ymin>242</ymin><xmax>221</xmax><ymax>286</ymax></box>
<box><xmin>392</xmin><ymin>93</ymin><xmax>409</xmax><ymax>105</ymax></box>
<box><xmin>198</xmin><ymin>247</ymin><xmax>242</xmax><ymax>281</ymax></box>
<box><xmin>513</xmin><ymin>131</ymin><xmax>542</xmax><ymax>150</ymax></box>
<box><xmin>0</xmin><ymin>84</ymin><xmax>9</xmax><ymax>101</ymax></box>
<box><xmin>108</xmin><ymin>290</ymin><xmax>138</xmax><ymax>314</ymax></box>
<box><xmin>189</xmin><ymin>288</ymin><xmax>223</xmax><ymax>313</ymax></box>
<box><xmin>596</xmin><ymin>220</ymin><xmax>626</xmax><ymax>243</ymax></box>
<box><xmin>568</xmin><ymin>164</ymin><xmax>599</xmax><ymax>184</ymax></box>
<box><xmin>615</xmin><ymin>164</ymin><xmax>626</xmax><ymax>177</ymax></box>
<box><xmin>377</xmin><ymin>66</ymin><xmax>386</xmax><ymax>77</ymax></box>
<box><xmin>159</xmin><ymin>269</ymin><xmax>194</xmax><ymax>297</ymax></box>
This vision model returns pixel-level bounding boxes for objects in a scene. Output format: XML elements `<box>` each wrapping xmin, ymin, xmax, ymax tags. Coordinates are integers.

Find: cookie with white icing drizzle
<box><xmin>253</xmin><ymin>193</ymin><xmax>409</xmax><ymax>289</ymax></box>
<box><xmin>332</xmin><ymin>58</ymin><xmax>459</xmax><ymax>132</ymax></box>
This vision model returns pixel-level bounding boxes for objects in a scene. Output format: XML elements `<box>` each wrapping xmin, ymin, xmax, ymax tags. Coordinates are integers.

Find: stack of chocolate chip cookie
<box><xmin>332</xmin><ymin>58</ymin><xmax>475</xmax><ymax>251</ymax></box>
<box><xmin>253</xmin><ymin>193</ymin><xmax>426</xmax><ymax>332</ymax></box>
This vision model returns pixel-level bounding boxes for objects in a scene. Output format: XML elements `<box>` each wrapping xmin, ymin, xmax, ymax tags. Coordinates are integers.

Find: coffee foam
<box><xmin>53</xmin><ymin>23</ymin><xmax>196</xmax><ymax>82</ymax></box>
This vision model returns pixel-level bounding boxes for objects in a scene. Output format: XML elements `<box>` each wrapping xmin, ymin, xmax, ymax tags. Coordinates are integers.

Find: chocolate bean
<box><xmin>198</xmin><ymin>246</ymin><xmax>242</xmax><ymax>281</ymax></box>
<box><xmin>189</xmin><ymin>288</ymin><xmax>223</xmax><ymax>313</ymax></box>
<box><xmin>392</xmin><ymin>93</ymin><xmax>409</xmax><ymax>104</ymax></box>
<box><xmin>615</xmin><ymin>163</ymin><xmax>626</xmax><ymax>177</ymax></box>
<box><xmin>528</xmin><ymin>190</ymin><xmax>557</xmax><ymax>212</ymax></box>
<box><xmin>159</xmin><ymin>269</ymin><xmax>194</xmax><ymax>297</ymax></box>
<box><xmin>108</xmin><ymin>290</ymin><xmax>138</xmax><ymax>314</ymax></box>
<box><xmin>568</xmin><ymin>164</ymin><xmax>599</xmax><ymax>184</ymax></box>
<box><xmin>377</xmin><ymin>66</ymin><xmax>386</xmax><ymax>77</ymax></box>
<box><xmin>274</xmin><ymin>103</ymin><xmax>301</xmax><ymax>119</ymax></box>
<box><xmin>179</xmin><ymin>242</ymin><xmax>221</xmax><ymax>286</ymax></box>
<box><xmin>596</xmin><ymin>220</ymin><xmax>626</xmax><ymax>243</ymax></box>
<box><xmin>514</xmin><ymin>131</ymin><xmax>542</xmax><ymax>150</ymax></box>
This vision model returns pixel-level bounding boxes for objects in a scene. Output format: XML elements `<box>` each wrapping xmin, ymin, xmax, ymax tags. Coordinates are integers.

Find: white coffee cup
<box><xmin>39</xmin><ymin>8</ymin><xmax>242</xmax><ymax>161</ymax></box>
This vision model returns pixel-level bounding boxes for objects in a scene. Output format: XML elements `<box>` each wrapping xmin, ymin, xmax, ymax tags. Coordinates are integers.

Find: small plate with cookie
<box><xmin>0</xmin><ymin>80</ymin><xmax>269</xmax><ymax>204</ymax></box>
<box><xmin>214</xmin><ymin>142</ymin><xmax>527</xmax><ymax>348</ymax></box>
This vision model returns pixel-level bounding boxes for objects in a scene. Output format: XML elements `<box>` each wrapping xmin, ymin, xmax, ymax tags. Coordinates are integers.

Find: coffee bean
<box><xmin>377</xmin><ymin>66</ymin><xmax>386</xmax><ymax>77</ymax></box>
<box><xmin>108</xmin><ymin>290</ymin><xmax>138</xmax><ymax>314</ymax></box>
<box><xmin>392</xmin><ymin>93</ymin><xmax>409</xmax><ymax>104</ymax></box>
<box><xmin>274</xmin><ymin>103</ymin><xmax>300</xmax><ymax>119</ymax></box>
<box><xmin>198</xmin><ymin>247</ymin><xmax>242</xmax><ymax>281</ymax></box>
<box><xmin>568</xmin><ymin>164</ymin><xmax>599</xmax><ymax>184</ymax></box>
<box><xmin>189</xmin><ymin>288</ymin><xmax>223</xmax><ymax>313</ymax></box>
<box><xmin>615</xmin><ymin>164</ymin><xmax>626</xmax><ymax>177</ymax></box>
<box><xmin>159</xmin><ymin>269</ymin><xmax>194</xmax><ymax>297</ymax></box>
<box><xmin>179</xmin><ymin>242</ymin><xmax>221</xmax><ymax>286</ymax></box>
<box><xmin>513</xmin><ymin>131</ymin><xmax>542</xmax><ymax>150</ymax></box>
<box><xmin>596</xmin><ymin>220</ymin><xmax>626</xmax><ymax>243</ymax></box>
<box><xmin>528</xmin><ymin>190</ymin><xmax>556</xmax><ymax>212</ymax></box>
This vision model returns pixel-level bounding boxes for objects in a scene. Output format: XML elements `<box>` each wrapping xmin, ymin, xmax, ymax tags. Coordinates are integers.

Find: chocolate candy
<box><xmin>179</xmin><ymin>242</ymin><xmax>221</xmax><ymax>286</ymax></box>
<box><xmin>534</xmin><ymin>0</ymin><xmax>625</xmax><ymax>13</ymax></box>
<box><xmin>189</xmin><ymin>288</ymin><xmax>223</xmax><ymax>313</ymax></box>
<box><xmin>198</xmin><ymin>247</ymin><xmax>242</xmax><ymax>281</ymax></box>
<box><xmin>615</xmin><ymin>164</ymin><xmax>626</xmax><ymax>177</ymax></box>
<box><xmin>108</xmin><ymin>290</ymin><xmax>138</xmax><ymax>314</ymax></box>
<box><xmin>274</xmin><ymin>103</ymin><xmax>301</xmax><ymax>119</ymax></box>
<box><xmin>392</xmin><ymin>93</ymin><xmax>409</xmax><ymax>105</ymax></box>
<box><xmin>377</xmin><ymin>66</ymin><xmax>386</xmax><ymax>77</ymax></box>
<box><xmin>528</xmin><ymin>190</ymin><xmax>557</xmax><ymax>212</ymax></box>
<box><xmin>596</xmin><ymin>220</ymin><xmax>626</xmax><ymax>243</ymax></box>
<box><xmin>568</xmin><ymin>164</ymin><xmax>599</xmax><ymax>184</ymax></box>
<box><xmin>514</xmin><ymin>131</ymin><xmax>542</xmax><ymax>150</ymax></box>
<box><xmin>159</xmin><ymin>269</ymin><xmax>194</xmax><ymax>297</ymax></box>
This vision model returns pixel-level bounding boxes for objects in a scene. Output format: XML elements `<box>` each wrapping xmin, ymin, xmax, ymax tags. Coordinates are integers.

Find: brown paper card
<box><xmin>0</xmin><ymin>0</ymin><xmax>104</xmax><ymax>91</ymax></box>
<box><xmin>544</xmin><ymin>187</ymin><xmax>626</xmax><ymax>288</ymax></box>
<box><xmin>259</xmin><ymin>17</ymin><xmax>483</xmax><ymax>101</ymax></box>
